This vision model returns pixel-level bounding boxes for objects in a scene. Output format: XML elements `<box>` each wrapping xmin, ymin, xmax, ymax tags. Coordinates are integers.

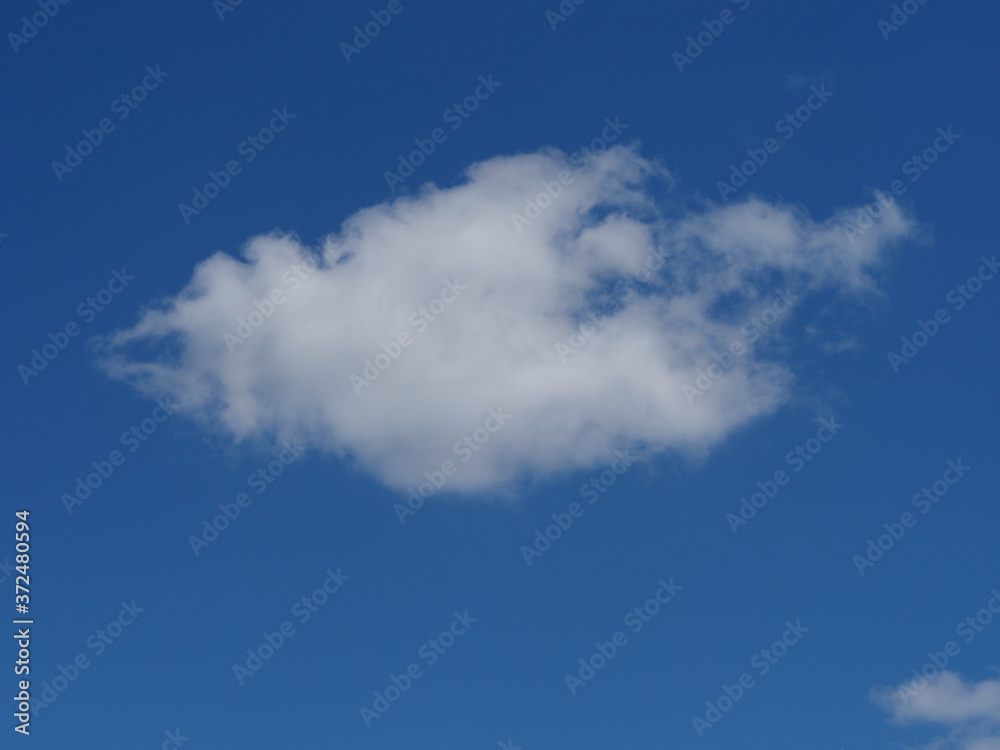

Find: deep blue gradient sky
<box><xmin>3</xmin><ymin>1</ymin><xmax>999</xmax><ymax>748</ymax></box>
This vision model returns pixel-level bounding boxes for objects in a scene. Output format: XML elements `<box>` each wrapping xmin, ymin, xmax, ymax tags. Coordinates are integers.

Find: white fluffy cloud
<box><xmin>99</xmin><ymin>145</ymin><xmax>914</xmax><ymax>494</ymax></box>
<box><xmin>872</xmin><ymin>671</ymin><xmax>1000</xmax><ymax>750</ymax></box>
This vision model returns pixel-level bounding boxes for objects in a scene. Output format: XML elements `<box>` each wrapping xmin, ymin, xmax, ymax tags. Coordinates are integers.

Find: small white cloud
<box><xmin>872</xmin><ymin>671</ymin><xmax>1000</xmax><ymax>750</ymax></box>
<box><xmin>99</xmin><ymin>145</ymin><xmax>914</xmax><ymax>495</ymax></box>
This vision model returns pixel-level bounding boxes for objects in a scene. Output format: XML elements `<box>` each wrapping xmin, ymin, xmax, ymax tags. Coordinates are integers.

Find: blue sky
<box><xmin>4</xmin><ymin>0</ymin><xmax>1000</xmax><ymax>748</ymax></box>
